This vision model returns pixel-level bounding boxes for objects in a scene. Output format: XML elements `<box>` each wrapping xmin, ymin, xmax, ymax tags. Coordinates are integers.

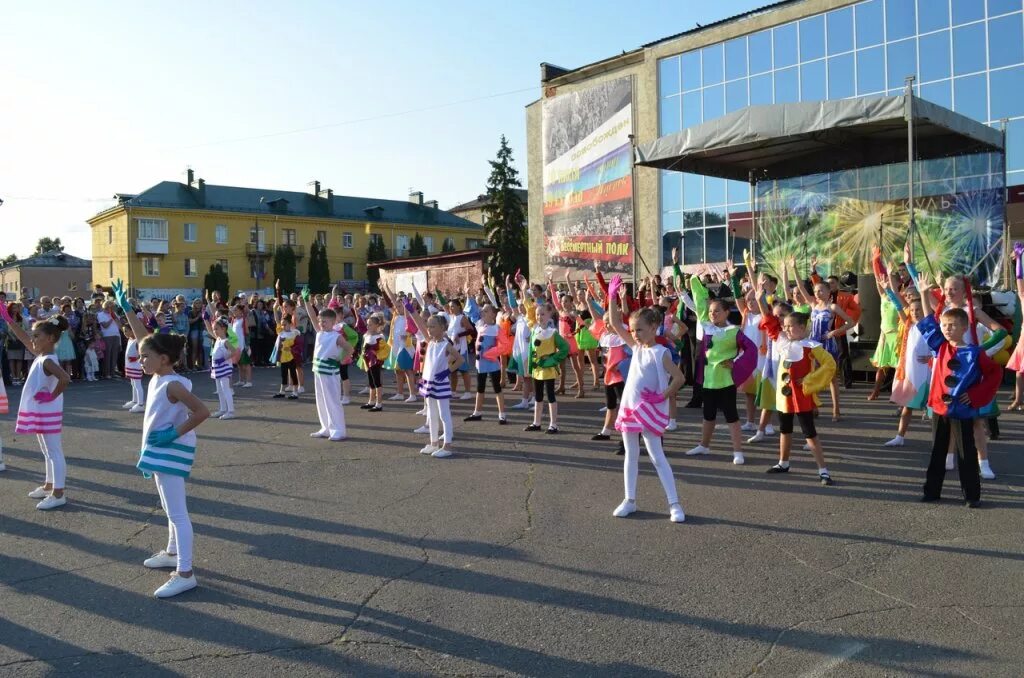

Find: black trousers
<box><xmin>837</xmin><ymin>334</ymin><xmax>854</xmax><ymax>388</ymax></box>
<box><xmin>1</xmin><ymin>345</ymin><xmax>10</xmax><ymax>387</ymax></box>
<box><xmin>924</xmin><ymin>415</ymin><xmax>980</xmax><ymax>503</ymax></box>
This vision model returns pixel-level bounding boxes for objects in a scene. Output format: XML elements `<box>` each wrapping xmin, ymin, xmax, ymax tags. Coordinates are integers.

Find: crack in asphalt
<box><xmin>773</xmin><ymin>543</ymin><xmax>917</xmax><ymax>609</ymax></box>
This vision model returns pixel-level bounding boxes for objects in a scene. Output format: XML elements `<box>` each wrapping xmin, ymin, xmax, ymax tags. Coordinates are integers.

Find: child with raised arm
<box><xmin>302</xmin><ymin>287</ymin><xmax>354</xmax><ymax>441</ymax></box>
<box><xmin>419</xmin><ymin>314</ymin><xmax>464</xmax><ymax>458</ymax></box>
<box><xmin>122</xmin><ymin>322</ymin><xmax>147</xmax><ymax>413</ymax></box>
<box><xmin>465</xmin><ymin>277</ymin><xmax>509</xmax><ymax>424</ymax></box>
<box><xmin>607</xmin><ymin>275</ymin><xmax>686</xmax><ymax>523</ymax></box>
<box><xmin>1006</xmin><ymin>242</ymin><xmax>1024</xmax><ymax>411</ymax></box>
<box><xmin>524</xmin><ymin>293</ymin><xmax>570</xmax><ymax>434</ymax></box>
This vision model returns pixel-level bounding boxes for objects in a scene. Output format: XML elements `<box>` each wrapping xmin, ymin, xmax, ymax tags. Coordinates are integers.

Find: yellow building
<box><xmin>88</xmin><ymin>172</ymin><xmax>485</xmax><ymax>297</ymax></box>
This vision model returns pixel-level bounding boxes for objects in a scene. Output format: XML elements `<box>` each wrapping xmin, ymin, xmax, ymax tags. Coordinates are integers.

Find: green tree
<box><xmin>482</xmin><ymin>135</ymin><xmax>527</xmax><ymax>279</ymax></box>
<box><xmin>273</xmin><ymin>245</ymin><xmax>298</xmax><ymax>295</ymax></box>
<box><xmin>409</xmin><ymin>232</ymin><xmax>428</xmax><ymax>257</ymax></box>
<box><xmin>34</xmin><ymin>237</ymin><xmax>64</xmax><ymax>255</ymax></box>
<box><xmin>366</xmin><ymin>236</ymin><xmax>388</xmax><ymax>291</ymax></box>
<box><xmin>307</xmin><ymin>240</ymin><xmax>331</xmax><ymax>293</ymax></box>
<box><xmin>441</xmin><ymin>237</ymin><xmax>456</xmax><ymax>253</ymax></box>
<box><xmin>1</xmin><ymin>253</ymin><xmax>18</xmax><ymax>266</ymax></box>
<box><xmin>204</xmin><ymin>263</ymin><xmax>229</xmax><ymax>301</ymax></box>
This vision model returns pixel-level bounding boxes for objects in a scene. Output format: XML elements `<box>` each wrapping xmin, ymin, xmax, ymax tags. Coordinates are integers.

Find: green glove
<box><xmin>112</xmin><ymin>279</ymin><xmax>132</xmax><ymax>314</ymax></box>
<box><xmin>300</xmin><ymin>285</ymin><xmax>311</xmax><ymax>302</ymax></box>
<box><xmin>146</xmin><ymin>425</ymin><xmax>178</xmax><ymax>446</ymax></box>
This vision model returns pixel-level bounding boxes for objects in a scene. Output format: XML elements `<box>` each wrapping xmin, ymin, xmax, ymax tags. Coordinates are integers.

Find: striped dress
<box><xmin>312</xmin><ymin>329</ymin><xmax>342</xmax><ymax>376</ymax></box>
<box><xmin>210</xmin><ymin>338</ymin><xmax>234</xmax><ymax>380</ymax></box>
<box><xmin>418</xmin><ymin>340</ymin><xmax>452</xmax><ymax>399</ymax></box>
<box><xmin>0</xmin><ymin>376</ymin><xmax>7</xmax><ymax>414</ymax></box>
<box><xmin>124</xmin><ymin>338</ymin><xmax>143</xmax><ymax>380</ymax></box>
<box><xmin>137</xmin><ymin>374</ymin><xmax>198</xmax><ymax>478</ymax></box>
<box><xmin>16</xmin><ymin>354</ymin><xmax>63</xmax><ymax>435</ymax></box>
<box><xmin>615</xmin><ymin>344</ymin><xmax>670</xmax><ymax>436</ymax></box>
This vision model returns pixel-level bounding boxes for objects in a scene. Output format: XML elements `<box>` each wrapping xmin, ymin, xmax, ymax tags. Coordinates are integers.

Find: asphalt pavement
<box><xmin>0</xmin><ymin>366</ymin><xmax>1022</xmax><ymax>677</ymax></box>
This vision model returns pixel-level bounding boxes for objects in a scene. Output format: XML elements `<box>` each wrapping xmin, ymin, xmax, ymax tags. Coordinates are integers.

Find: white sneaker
<box><xmin>419</xmin><ymin>443</ymin><xmax>438</xmax><ymax>455</ymax></box>
<box><xmin>143</xmin><ymin>551</ymin><xmax>178</xmax><ymax>569</ymax></box>
<box><xmin>733</xmin><ymin>452</ymin><xmax>745</xmax><ymax>465</ymax></box>
<box><xmin>233</xmin><ymin>380</ymin><xmax>243</xmax><ymax>387</ymax></box>
<box><xmin>28</xmin><ymin>486</ymin><xmax>49</xmax><ymax>499</ymax></box>
<box><xmin>685</xmin><ymin>444</ymin><xmax>711</xmax><ymax>456</ymax></box>
<box><xmin>945</xmin><ymin>452</ymin><xmax>955</xmax><ymax>471</ymax></box>
<box><xmin>803</xmin><ymin>443</ymin><xmax>812</xmax><ymax>451</ymax></box>
<box><xmin>358</xmin><ymin>387</ymin><xmax>370</xmax><ymax>395</ymax></box>
<box><xmin>598</xmin><ymin>406</ymin><xmax>608</xmax><ymax>413</ymax></box>
<box><xmin>129</xmin><ymin>404</ymin><xmax>145</xmax><ymax>414</ymax></box>
<box><xmin>747</xmin><ymin>431</ymin><xmax>766</xmax><ymax>444</ymax></box>
<box><xmin>665</xmin><ymin>419</ymin><xmax>678</xmax><ymax>432</ymax></box>
<box><xmin>242</xmin><ymin>382</ymin><xmax>253</xmax><ymax>388</ymax></box>
<box><xmin>341</xmin><ymin>397</ymin><xmax>351</xmax><ymax>405</ymax></box>
<box><xmin>612</xmin><ymin>498</ymin><xmax>637</xmax><ymax>517</ymax></box>
<box><xmin>310</xmin><ymin>430</ymin><xmax>329</xmax><ymax>439</ymax></box>
<box><xmin>740</xmin><ymin>422</ymin><xmax>757</xmax><ymax>432</ymax></box>
<box><xmin>122</xmin><ymin>400</ymin><xmax>137</xmax><ymax>409</ymax></box>
<box><xmin>329</xmin><ymin>435</ymin><xmax>346</xmax><ymax>442</ymax></box>
<box><xmin>511</xmin><ymin>400</ymin><xmax>529</xmax><ymax>410</ymax></box>
<box><xmin>459</xmin><ymin>392</ymin><xmax>472</xmax><ymax>400</ymax></box>
<box><xmin>414</xmin><ymin>425</ymin><xmax>430</xmax><ymax>434</ymax></box>
<box><xmin>980</xmin><ymin>460</ymin><xmax>996</xmax><ymax>480</ymax></box>
<box><xmin>36</xmin><ymin>495</ymin><xmax>66</xmax><ymax>510</ymax></box>
<box><xmin>296</xmin><ymin>386</ymin><xmax>305</xmax><ymax>394</ymax></box>
<box><xmin>669</xmin><ymin>503</ymin><xmax>686</xmax><ymax>523</ymax></box>
<box><xmin>884</xmin><ymin>435</ymin><xmax>905</xmax><ymax>447</ymax></box>
<box><xmin>388</xmin><ymin>394</ymin><xmax>404</xmax><ymax>401</ymax></box>
<box><xmin>154</xmin><ymin>573</ymin><xmax>198</xmax><ymax>599</ymax></box>
<box><xmin>211</xmin><ymin>410</ymin><xmax>223</xmax><ymax>418</ymax></box>
<box><xmin>415</xmin><ymin>408</ymin><xmax>426</xmax><ymax>416</ymax></box>
<box><xmin>218</xmin><ymin>412</ymin><xmax>236</xmax><ymax>420</ymax></box>
<box><xmin>0</xmin><ymin>462</ymin><xmax>5</xmax><ymax>472</ymax></box>
<box><xmin>765</xmin><ymin>424</ymin><xmax>776</xmax><ymax>436</ymax></box>
<box><xmin>431</xmin><ymin>447</ymin><xmax>453</xmax><ymax>458</ymax></box>
<box><xmin>405</xmin><ymin>395</ymin><xmax>419</xmax><ymax>403</ymax></box>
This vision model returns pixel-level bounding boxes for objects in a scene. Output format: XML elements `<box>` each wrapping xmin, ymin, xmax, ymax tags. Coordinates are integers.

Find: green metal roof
<box><xmin>102</xmin><ymin>181</ymin><xmax>482</xmax><ymax>230</ymax></box>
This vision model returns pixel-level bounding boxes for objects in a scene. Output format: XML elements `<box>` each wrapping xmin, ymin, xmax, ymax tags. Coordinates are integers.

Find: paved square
<box><xmin>1</xmin><ymin>369</ymin><xmax>1022</xmax><ymax>676</ymax></box>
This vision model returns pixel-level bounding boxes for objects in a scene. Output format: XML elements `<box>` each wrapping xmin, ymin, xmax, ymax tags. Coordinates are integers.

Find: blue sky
<box><xmin>0</xmin><ymin>0</ymin><xmax>764</xmax><ymax>260</ymax></box>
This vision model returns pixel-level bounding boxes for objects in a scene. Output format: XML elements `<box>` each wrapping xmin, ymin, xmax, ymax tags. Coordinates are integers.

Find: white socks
<box><xmin>765</xmin><ymin>424</ymin><xmax>776</xmax><ymax>435</ymax></box>
<box><xmin>747</xmin><ymin>430</ymin><xmax>766</xmax><ymax>444</ymax></box>
<box><xmin>980</xmin><ymin>459</ymin><xmax>995</xmax><ymax>479</ymax></box>
<box><xmin>665</xmin><ymin>419</ymin><xmax>678</xmax><ymax>431</ymax></box>
<box><xmin>600</xmin><ymin>427</ymin><xmax>613</xmax><ymax>436</ymax></box>
<box><xmin>733</xmin><ymin>451</ymin><xmax>745</xmax><ymax>465</ymax></box>
<box><xmin>884</xmin><ymin>435</ymin><xmax>905</xmax><ymax>447</ymax></box>
<box><xmin>945</xmin><ymin>452</ymin><xmax>955</xmax><ymax>471</ymax></box>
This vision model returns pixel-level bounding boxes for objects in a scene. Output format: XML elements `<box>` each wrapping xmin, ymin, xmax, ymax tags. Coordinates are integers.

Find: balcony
<box><xmin>276</xmin><ymin>244</ymin><xmax>305</xmax><ymax>259</ymax></box>
<box><xmin>245</xmin><ymin>242</ymin><xmax>272</xmax><ymax>258</ymax></box>
<box><xmin>136</xmin><ymin>238</ymin><xmax>168</xmax><ymax>255</ymax></box>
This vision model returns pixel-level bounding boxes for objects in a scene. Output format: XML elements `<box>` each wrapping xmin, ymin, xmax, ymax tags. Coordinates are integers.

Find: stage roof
<box><xmin>634</xmin><ymin>94</ymin><xmax>1004</xmax><ymax>182</ymax></box>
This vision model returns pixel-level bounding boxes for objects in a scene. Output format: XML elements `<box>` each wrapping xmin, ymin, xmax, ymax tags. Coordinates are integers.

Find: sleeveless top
<box><xmin>125</xmin><ymin>338</ymin><xmax>143</xmax><ymax>380</ymax></box>
<box><xmin>137</xmin><ymin>374</ymin><xmax>198</xmax><ymax>478</ymax></box>
<box><xmin>475</xmin><ymin>322</ymin><xmax>500</xmax><ymax>373</ymax></box>
<box><xmin>811</xmin><ymin>307</ymin><xmax>839</xmax><ymax>357</ymax></box>
<box><xmin>16</xmin><ymin>354</ymin><xmax>62</xmax><ymax>435</ymax></box>
<box><xmin>210</xmin><ymin>338</ymin><xmax>233</xmax><ymax>379</ymax></box>
<box><xmin>313</xmin><ymin>329</ymin><xmax>342</xmax><ymax>376</ymax></box>
<box><xmin>447</xmin><ymin>313</ymin><xmax>468</xmax><ymax>354</ymax></box>
<box><xmin>418</xmin><ymin>340</ymin><xmax>452</xmax><ymax>399</ymax></box>
<box><xmin>615</xmin><ymin>344</ymin><xmax>670</xmax><ymax>436</ymax></box>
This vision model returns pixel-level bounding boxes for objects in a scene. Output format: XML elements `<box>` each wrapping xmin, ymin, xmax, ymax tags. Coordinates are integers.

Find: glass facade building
<box><xmin>658</xmin><ymin>0</ymin><xmax>1023</xmax><ymax>269</ymax></box>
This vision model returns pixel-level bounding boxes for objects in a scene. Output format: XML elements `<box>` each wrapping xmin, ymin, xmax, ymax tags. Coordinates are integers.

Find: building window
<box><xmin>215</xmin><ymin>224</ymin><xmax>228</xmax><ymax>244</ymax></box>
<box><xmin>283</xmin><ymin>228</ymin><xmax>297</xmax><ymax>246</ymax></box>
<box><xmin>137</xmin><ymin>219</ymin><xmax>168</xmax><ymax>240</ymax></box>
<box><xmin>423</xmin><ymin>236</ymin><xmax>433</xmax><ymax>253</ymax></box>
<box><xmin>142</xmin><ymin>257</ymin><xmax>160</xmax><ymax>277</ymax></box>
<box><xmin>183</xmin><ymin>223</ymin><xmax>197</xmax><ymax>242</ymax></box>
<box><xmin>396</xmin><ymin>234</ymin><xmax>410</xmax><ymax>254</ymax></box>
<box><xmin>316</xmin><ymin>230</ymin><xmax>327</xmax><ymax>246</ymax></box>
<box><xmin>250</xmin><ymin>226</ymin><xmax>266</xmax><ymax>251</ymax></box>
<box><xmin>443</xmin><ymin>236</ymin><xmax>455</xmax><ymax>251</ymax></box>
<box><xmin>370</xmin><ymin>233</ymin><xmax>384</xmax><ymax>246</ymax></box>
<box><xmin>466</xmin><ymin>238</ymin><xmax>484</xmax><ymax>249</ymax></box>
<box><xmin>108</xmin><ymin>261</ymin><xmax>113</xmax><ymax>278</ymax></box>
<box><xmin>343</xmin><ymin>262</ymin><xmax>353</xmax><ymax>280</ymax></box>
<box><xmin>216</xmin><ymin>259</ymin><xmax>229</xmax><ymax>274</ymax></box>
<box><xmin>108</xmin><ymin>225</ymin><xmax>113</xmax><ymax>244</ymax></box>
<box><xmin>184</xmin><ymin>258</ymin><xmax>198</xmax><ymax>277</ymax></box>
<box><xmin>251</xmin><ymin>259</ymin><xmax>266</xmax><ymax>281</ymax></box>
<box><xmin>343</xmin><ymin>232</ymin><xmax>353</xmax><ymax>248</ymax></box>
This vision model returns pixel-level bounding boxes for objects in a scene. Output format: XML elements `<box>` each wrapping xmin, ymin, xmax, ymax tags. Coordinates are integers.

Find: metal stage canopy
<box><xmin>634</xmin><ymin>93</ymin><xmax>1004</xmax><ymax>181</ymax></box>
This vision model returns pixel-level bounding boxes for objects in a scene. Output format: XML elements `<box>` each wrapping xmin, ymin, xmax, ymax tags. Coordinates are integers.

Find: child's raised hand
<box><xmin>607</xmin><ymin>274</ymin><xmax>623</xmax><ymax>300</ymax></box>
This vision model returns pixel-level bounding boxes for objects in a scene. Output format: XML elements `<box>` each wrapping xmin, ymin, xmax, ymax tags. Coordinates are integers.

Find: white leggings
<box><xmin>131</xmin><ymin>378</ymin><xmax>145</xmax><ymax>405</ymax></box>
<box><xmin>38</xmin><ymin>433</ymin><xmax>66</xmax><ymax>489</ymax></box>
<box><xmin>154</xmin><ymin>473</ymin><xmax>193</xmax><ymax>572</ymax></box>
<box><xmin>622</xmin><ymin>431</ymin><xmax>679</xmax><ymax>505</ymax></box>
<box><xmin>215</xmin><ymin>377</ymin><xmax>234</xmax><ymax>414</ymax></box>
<box><xmin>426</xmin><ymin>397</ymin><xmax>453</xmax><ymax>445</ymax></box>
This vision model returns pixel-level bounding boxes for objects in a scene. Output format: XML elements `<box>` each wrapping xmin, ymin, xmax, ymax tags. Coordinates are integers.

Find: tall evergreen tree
<box><xmin>273</xmin><ymin>245</ymin><xmax>297</xmax><ymax>294</ymax></box>
<box><xmin>409</xmin><ymin>232</ymin><xmax>428</xmax><ymax>257</ymax></box>
<box><xmin>204</xmin><ymin>264</ymin><xmax>230</xmax><ymax>301</ymax></box>
<box><xmin>307</xmin><ymin>240</ymin><xmax>331</xmax><ymax>293</ymax></box>
<box><xmin>441</xmin><ymin>237</ymin><xmax>456</xmax><ymax>253</ymax></box>
<box><xmin>482</xmin><ymin>135</ymin><xmax>527</xmax><ymax>279</ymax></box>
<box><xmin>366</xmin><ymin>235</ymin><xmax>387</xmax><ymax>291</ymax></box>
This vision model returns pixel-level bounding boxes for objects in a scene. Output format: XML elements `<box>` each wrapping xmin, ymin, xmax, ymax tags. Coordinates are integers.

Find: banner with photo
<box><xmin>542</xmin><ymin>76</ymin><xmax>634</xmax><ymax>278</ymax></box>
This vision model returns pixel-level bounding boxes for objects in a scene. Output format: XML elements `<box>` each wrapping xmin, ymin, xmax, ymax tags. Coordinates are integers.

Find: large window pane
<box><xmin>683</xmin><ymin>209</ymin><xmax>704</xmax><ymax>230</ymax></box>
<box><xmin>682</xmin><ymin>91</ymin><xmax>702</xmax><ymax>128</ymax></box>
<box><xmin>801</xmin><ymin>59</ymin><xmax>826</xmax><ymax>101</ymax></box>
<box><xmin>1008</xmin><ymin>118</ymin><xmax>1024</xmax><ymax>171</ymax></box>
<box><xmin>887</xmin><ymin>38</ymin><xmax>917</xmax><ymax>90</ymax></box>
<box><xmin>799</xmin><ymin>15</ymin><xmax>825</xmax><ymax>62</ymax></box>
<box><xmin>683</xmin><ymin>174</ymin><xmax>703</xmax><ymax>210</ymax></box>
<box><xmin>683</xmin><ymin>229</ymin><xmax>705</xmax><ymax>264</ymax></box>
<box><xmin>725</xmin><ymin>37</ymin><xmax>747</xmax><ymax>80</ymax></box>
<box><xmin>855</xmin><ymin>0</ymin><xmax>883</xmax><ymax>47</ymax></box>
<box><xmin>704</xmin><ymin>227</ymin><xmax>727</xmax><ymax>263</ymax></box>
<box><xmin>953</xmin><ymin>22</ymin><xmax>987</xmax><ymax>75</ymax></box>
<box><xmin>774</xmin><ymin>66</ymin><xmax>799</xmax><ymax>103</ymax></box>
<box><xmin>703</xmin><ymin>84</ymin><xmax>724</xmax><ymax>121</ymax></box>
<box><xmin>919</xmin><ymin>31</ymin><xmax>951</xmax><ymax>82</ymax></box>
<box><xmin>989</xmin><ymin>0</ymin><xmax>1023</xmax><ymax>16</ymax></box>
<box><xmin>921</xmin><ymin>79</ymin><xmax>953</xmax><ymax>109</ymax></box>
<box><xmin>856</xmin><ymin>46</ymin><xmax>885</xmax><ymax>94</ymax></box>
<box><xmin>681</xmin><ymin>50</ymin><xmax>701</xmax><ymax>91</ymax></box>
<box><xmin>828</xmin><ymin>53</ymin><xmax>855</xmax><ymax>98</ymax></box>
<box><xmin>750</xmin><ymin>73</ymin><xmax>773</xmax><ymax>105</ymax></box>
<box><xmin>956</xmin><ymin>153</ymin><xmax>990</xmax><ymax>176</ymax></box>
<box><xmin>827</xmin><ymin>6</ymin><xmax>854</xmax><ymax>55</ymax></box>
<box><xmin>886</xmin><ymin>0</ymin><xmax>916</xmax><ymax>41</ymax></box>
<box><xmin>952</xmin><ymin>0</ymin><xmax>985</xmax><ymax>24</ymax></box>
<box><xmin>705</xmin><ymin>210</ymin><xmax>727</xmax><ymax>226</ymax></box>
<box><xmin>727</xmin><ymin>179</ymin><xmax>749</xmax><ymax>204</ymax></box>
<box><xmin>659</xmin><ymin>95</ymin><xmax>681</xmax><ymax>135</ymax></box>
<box><xmin>661</xmin><ymin>210</ymin><xmax>682</xmax><ymax>233</ymax></box>
<box><xmin>661</xmin><ymin>172</ymin><xmax>682</xmax><ymax>213</ymax></box>
<box><xmin>726</xmin><ymin>79</ymin><xmax>748</xmax><ymax>113</ymax></box>
<box><xmin>774</xmin><ymin>23</ymin><xmax>798</xmax><ymax>69</ymax></box>
<box><xmin>705</xmin><ymin>178</ymin><xmax>726</xmax><ymax>207</ymax></box>
<box><xmin>702</xmin><ymin>43</ymin><xmax>724</xmax><ymax>86</ymax></box>
<box><xmin>659</xmin><ymin>56</ymin><xmax>680</xmax><ymax>97</ymax></box>
<box><xmin>954</xmin><ymin>74</ymin><xmax>988</xmax><ymax>122</ymax></box>
<box><xmin>662</xmin><ymin>230</ymin><xmax>682</xmax><ymax>267</ymax></box>
<box><xmin>919</xmin><ymin>0</ymin><xmax>950</xmax><ymax>32</ymax></box>
<box><xmin>990</xmin><ymin>66</ymin><xmax>1024</xmax><ymax>119</ymax></box>
<box><xmin>749</xmin><ymin>30</ymin><xmax>772</xmax><ymax>74</ymax></box>
<box><xmin>989</xmin><ymin>15</ymin><xmax>1024</xmax><ymax>69</ymax></box>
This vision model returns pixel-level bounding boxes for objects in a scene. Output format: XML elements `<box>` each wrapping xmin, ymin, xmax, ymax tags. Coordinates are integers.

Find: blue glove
<box><xmin>146</xmin><ymin>425</ymin><xmax>178</xmax><ymax>446</ymax></box>
<box><xmin>112</xmin><ymin>279</ymin><xmax>132</xmax><ymax>315</ymax></box>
